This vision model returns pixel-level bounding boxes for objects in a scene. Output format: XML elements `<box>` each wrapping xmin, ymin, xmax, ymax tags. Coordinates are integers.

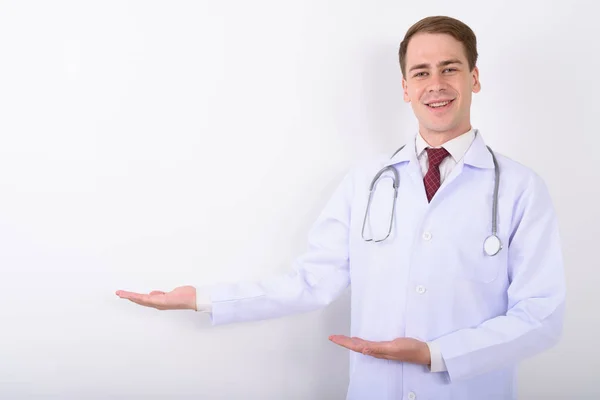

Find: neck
<box><xmin>419</xmin><ymin>124</ymin><xmax>472</xmax><ymax>147</ymax></box>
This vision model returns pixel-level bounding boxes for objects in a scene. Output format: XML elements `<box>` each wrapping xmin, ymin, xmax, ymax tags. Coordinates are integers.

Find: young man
<box><xmin>117</xmin><ymin>16</ymin><xmax>565</xmax><ymax>399</ymax></box>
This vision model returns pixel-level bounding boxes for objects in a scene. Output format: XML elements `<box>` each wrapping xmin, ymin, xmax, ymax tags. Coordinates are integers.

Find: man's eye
<box><xmin>414</xmin><ymin>72</ymin><xmax>428</xmax><ymax>77</ymax></box>
<box><xmin>443</xmin><ymin>68</ymin><xmax>457</xmax><ymax>73</ymax></box>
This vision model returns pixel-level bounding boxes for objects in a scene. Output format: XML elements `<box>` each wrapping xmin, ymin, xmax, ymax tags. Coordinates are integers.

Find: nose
<box><xmin>427</xmin><ymin>74</ymin><xmax>447</xmax><ymax>93</ymax></box>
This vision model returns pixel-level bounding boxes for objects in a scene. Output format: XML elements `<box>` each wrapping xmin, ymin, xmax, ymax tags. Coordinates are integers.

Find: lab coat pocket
<box><xmin>446</xmin><ymin>233</ymin><xmax>505</xmax><ymax>284</ymax></box>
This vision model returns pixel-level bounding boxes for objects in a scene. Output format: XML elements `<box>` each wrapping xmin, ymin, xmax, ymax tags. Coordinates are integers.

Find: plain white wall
<box><xmin>0</xmin><ymin>0</ymin><xmax>597</xmax><ymax>398</ymax></box>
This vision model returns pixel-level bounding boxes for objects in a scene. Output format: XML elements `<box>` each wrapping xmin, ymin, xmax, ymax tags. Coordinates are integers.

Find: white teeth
<box><xmin>428</xmin><ymin>101</ymin><xmax>450</xmax><ymax>108</ymax></box>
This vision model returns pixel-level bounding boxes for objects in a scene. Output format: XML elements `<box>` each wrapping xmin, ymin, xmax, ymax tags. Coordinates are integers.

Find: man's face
<box><xmin>402</xmin><ymin>33</ymin><xmax>480</xmax><ymax>137</ymax></box>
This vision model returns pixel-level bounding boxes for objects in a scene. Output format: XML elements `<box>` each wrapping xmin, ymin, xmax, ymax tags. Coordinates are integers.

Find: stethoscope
<box><xmin>361</xmin><ymin>143</ymin><xmax>502</xmax><ymax>256</ymax></box>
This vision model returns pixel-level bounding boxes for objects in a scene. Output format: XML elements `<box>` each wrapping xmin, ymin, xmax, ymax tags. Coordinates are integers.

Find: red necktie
<box><xmin>423</xmin><ymin>147</ymin><xmax>450</xmax><ymax>202</ymax></box>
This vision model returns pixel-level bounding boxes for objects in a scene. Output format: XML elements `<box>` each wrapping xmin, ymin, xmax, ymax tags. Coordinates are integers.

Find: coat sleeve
<box><xmin>197</xmin><ymin>169</ymin><xmax>355</xmax><ymax>326</ymax></box>
<box><xmin>430</xmin><ymin>173</ymin><xmax>566</xmax><ymax>382</ymax></box>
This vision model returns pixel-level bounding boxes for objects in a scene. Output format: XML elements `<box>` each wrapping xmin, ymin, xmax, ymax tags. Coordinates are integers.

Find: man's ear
<box><xmin>472</xmin><ymin>66</ymin><xmax>481</xmax><ymax>93</ymax></box>
<box><xmin>402</xmin><ymin>78</ymin><xmax>410</xmax><ymax>102</ymax></box>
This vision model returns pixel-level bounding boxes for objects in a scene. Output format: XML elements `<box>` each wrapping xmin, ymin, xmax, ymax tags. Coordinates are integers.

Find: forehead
<box><xmin>405</xmin><ymin>33</ymin><xmax>467</xmax><ymax>66</ymax></box>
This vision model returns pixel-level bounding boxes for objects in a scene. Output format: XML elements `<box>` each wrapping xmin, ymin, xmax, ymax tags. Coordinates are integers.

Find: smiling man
<box><xmin>401</xmin><ymin>21</ymin><xmax>480</xmax><ymax>148</ymax></box>
<box><xmin>117</xmin><ymin>16</ymin><xmax>565</xmax><ymax>399</ymax></box>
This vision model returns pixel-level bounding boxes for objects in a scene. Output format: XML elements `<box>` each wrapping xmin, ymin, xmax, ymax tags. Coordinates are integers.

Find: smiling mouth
<box><xmin>426</xmin><ymin>99</ymin><xmax>455</xmax><ymax>109</ymax></box>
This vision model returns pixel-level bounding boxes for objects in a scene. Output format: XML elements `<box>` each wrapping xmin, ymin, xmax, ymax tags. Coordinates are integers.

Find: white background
<box><xmin>0</xmin><ymin>0</ymin><xmax>597</xmax><ymax>399</ymax></box>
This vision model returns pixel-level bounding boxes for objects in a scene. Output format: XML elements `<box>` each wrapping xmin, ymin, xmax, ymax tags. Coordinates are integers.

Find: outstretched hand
<box><xmin>116</xmin><ymin>285</ymin><xmax>197</xmax><ymax>311</ymax></box>
<box><xmin>329</xmin><ymin>335</ymin><xmax>431</xmax><ymax>366</ymax></box>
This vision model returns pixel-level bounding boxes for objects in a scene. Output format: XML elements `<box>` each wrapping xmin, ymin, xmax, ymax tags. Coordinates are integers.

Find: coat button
<box><xmin>422</xmin><ymin>232</ymin><xmax>432</xmax><ymax>241</ymax></box>
<box><xmin>408</xmin><ymin>392</ymin><xmax>416</xmax><ymax>400</ymax></box>
<box><xmin>416</xmin><ymin>285</ymin><xmax>426</xmax><ymax>294</ymax></box>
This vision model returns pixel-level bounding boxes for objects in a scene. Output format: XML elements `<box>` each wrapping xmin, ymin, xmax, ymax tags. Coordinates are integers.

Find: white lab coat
<box><xmin>202</xmin><ymin>131</ymin><xmax>566</xmax><ymax>399</ymax></box>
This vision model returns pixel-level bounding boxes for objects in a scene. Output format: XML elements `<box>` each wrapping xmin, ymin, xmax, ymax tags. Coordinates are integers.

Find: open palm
<box><xmin>116</xmin><ymin>285</ymin><xmax>197</xmax><ymax>310</ymax></box>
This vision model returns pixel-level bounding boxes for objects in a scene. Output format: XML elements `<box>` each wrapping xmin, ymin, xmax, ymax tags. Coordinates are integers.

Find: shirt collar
<box><xmin>384</xmin><ymin>128</ymin><xmax>495</xmax><ymax>169</ymax></box>
<box><xmin>415</xmin><ymin>128</ymin><xmax>476</xmax><ymax>163</ymax></box>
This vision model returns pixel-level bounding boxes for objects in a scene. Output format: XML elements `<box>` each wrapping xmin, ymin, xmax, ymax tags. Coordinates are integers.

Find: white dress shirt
<box><xmin>414</xmin><ymin>128</ymin><xmax>477</xmax><ymax>372</ymax></box>
<box><xmin>197</xmin><ymin>128</ymin><xmax>478</xmax><ymax>373</ymax></box>
<box><xmin>415</xmin><ymin>128</ymin><xmax>476</xmax><ymax>184</ymax></box>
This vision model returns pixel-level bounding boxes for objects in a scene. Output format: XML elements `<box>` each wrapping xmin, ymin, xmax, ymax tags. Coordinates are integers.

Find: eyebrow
<box><xmin>408</xmin><ymin>59</ymin><xmax>463</xmax><ymax>73</ymax></box>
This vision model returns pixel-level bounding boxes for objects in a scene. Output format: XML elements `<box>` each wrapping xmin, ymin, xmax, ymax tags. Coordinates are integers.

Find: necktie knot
<box><xmin>426</xmin><ymin>147</ymin><xmax>450</xmax><ymax>169</ymax></box>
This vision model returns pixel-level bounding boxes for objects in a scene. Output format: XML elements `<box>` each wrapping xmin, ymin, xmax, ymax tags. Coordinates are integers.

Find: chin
<box><xmin>422</xmin><ymin>116</ymin><xmax>467</xmax><ymax>133</ymax></box>
<box><xmin>422</xmin><ymin>123</ymin><xmax>456</xmax><ymax>133</ymax></box>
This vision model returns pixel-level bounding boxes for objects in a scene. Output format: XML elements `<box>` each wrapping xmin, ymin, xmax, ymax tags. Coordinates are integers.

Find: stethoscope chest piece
<box><xmin>484</xmin><ymin>234</ymin><xmax>502</xmax><ymax>256</ymax></box>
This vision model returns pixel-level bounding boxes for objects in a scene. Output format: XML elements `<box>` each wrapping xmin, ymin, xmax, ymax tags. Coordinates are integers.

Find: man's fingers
<box><xmin>116</xmin><ymin>290</ymin><xmax>146</xmax><ymax>301</ymax></box>
<box><xmin>125</xmin><ymin>297</ymin><xmax>169</xmax><ymax>310</ymax></box>
<box><xmin>127</xmin><ymin>297</ymin><xmax>154</xmax><ymax>307</ymax></box>
<box><xmin>330</xmin><ymin>335</ymin><xmax>397</xmax><ymax>359</ymax></box>
<box><xmin>116</xmin><ymin>290</ymin><xmax>164</xmax><ymax>308</ymax></box>
<box><xmin>328</xmin><ymin>335</ymin><xmax>355</xmax><ymax>349</ymax></box>
<box><xmin>117</xmin><ymin>290</ymin><xmax>160</xmax><ymax>298</ymax></box>
<box><xmin>329</xmin><ymin>335</ymin><xmax>368</xmax><ymax>352</ymax></box>
<box><xmin>330</xmin><ymin>336</ymin><xmax>424</xmax><ymax>363</ymax></box>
